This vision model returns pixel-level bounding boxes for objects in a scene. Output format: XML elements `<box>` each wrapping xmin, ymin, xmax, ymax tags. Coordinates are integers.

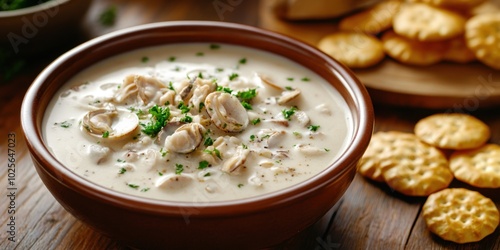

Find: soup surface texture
<box><xmin>43</xmin><ymin>43</ymin><xmax>353</xmax><ymax>202</ymax></box>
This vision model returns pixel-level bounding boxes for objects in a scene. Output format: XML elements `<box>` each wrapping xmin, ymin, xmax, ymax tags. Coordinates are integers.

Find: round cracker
<box><xmin>450</xmin><ymin>144</ymin><xmax>500</xmax><ymax>188</ymax></box>
<box><xmin>379</xmin><ymin>132</ymin><xmax>452</xmax><ymax>196</ymax></box>
<box><xmin>414</xmin><ymin>113</ymin><xmax>490</xmax><ymax>150</ymax></box>
<box><xmin>339</xmin><ymin>1</ymin><xmax>401</xmax><ymax>35</ymax></box>
<box><xmin>317</xmin><ymin>31</ymin><xmax>385</xmax><ymax>68</ymax></box>
<box><xmin>423</xmin><ymin>188</ymin><xmax>499</xmax><ymax>243</ymax></box>
<box><xmin>381</xmin><ymin>30</ymin><xmax>446</xmax><ymax>66</ymax></box>
<box><xmin>393</xmin><ymin>3</ymin><xmax>466</xmax><ymax>42</ymax></box>
<box><xmin>465</xmin><ymin>12</ymin><xmax>500</xmax><ymax>70</ymax></box>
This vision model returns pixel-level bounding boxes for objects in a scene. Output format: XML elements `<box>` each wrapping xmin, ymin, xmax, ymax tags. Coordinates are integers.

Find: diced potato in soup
<box><xmin>43</xmin><ymin>43</ymin><xmax>353</xmax><ymax>202</ymax></box>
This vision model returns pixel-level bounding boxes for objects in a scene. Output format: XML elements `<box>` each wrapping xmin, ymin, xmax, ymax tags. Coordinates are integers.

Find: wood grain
<box><xmin>1</xmin><ymin>0</ymin><xmax>499</xmax><ymax>249</ymax></box>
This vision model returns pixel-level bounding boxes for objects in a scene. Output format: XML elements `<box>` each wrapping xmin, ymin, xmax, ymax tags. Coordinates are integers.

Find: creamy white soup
<box><xmin>43</xmin><ymin>43</ymin><xmax>352</xmax><ymax>202</ymax></box>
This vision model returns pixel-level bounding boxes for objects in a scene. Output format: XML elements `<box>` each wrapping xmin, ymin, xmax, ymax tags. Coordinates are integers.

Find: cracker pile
<box><xmin>317</xmin><ymin>0</ymin><xmax>500</xmax><ymax>69</ymax></box>
<box><xmin>357</xmin><ymin>112</ymin><xmax>499</xmax><ymax>243</ymax></box>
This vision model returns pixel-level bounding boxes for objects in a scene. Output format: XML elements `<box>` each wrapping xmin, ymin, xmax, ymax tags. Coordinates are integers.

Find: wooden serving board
<box><xmin>258</xmin><ymin>0</ymin><xmax>500</xmax><ymax>109</ymax></box>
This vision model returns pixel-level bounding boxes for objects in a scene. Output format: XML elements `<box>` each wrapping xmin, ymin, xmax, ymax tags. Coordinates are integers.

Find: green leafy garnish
<box><xmin>239</xmin><ymin>58</ymin><xmax>247</xmax><ymax>64</ymax></box>
<box><xmin>228</xmin><ymin>73</ymin><xmax>239</xmax><ymax>81</ymax></box>
<box><xmin>241</xmin><ymin>101</ymin><xmax>252</xmax><ymax>110</ymax></box>
<box><xmin>216</xmin><ymin>85</ymin><xmax>233</xmax><ymax>93</ymax></box>
<box><xmin>180</xmin><ymin>115</ymin><xmax>193</xmax><ymax>123</ymax></box>
<box><xmin>57</xmin><ymin>121</ymin><xmax>72</xmax><ymax>128</ymax></box>
<box><xmin>177</xmin><ymin>101</ymin><xmax>190</xmax><ymax>114</ymax></box>
<box><xmin>102</xmin><ymin>131</ymin><xmax>110</xmax><ymax>138</ymax></box>
<box><xmin>141</xmin><ymin>105</ymin><xmax>170</xmax><ymax>137</ymax></box>
<box><xmin>236</xmin><ymin>88</ymin><xmax>257</xmax><ymax>101</ymax></box>
<box><xmin>141</xmin><ymin>56</ymin><xmax>149</xmax><ymax>63</ymax></box>
<box><xmin>198</xmin><ymin>160</ymin><xmax>210</xmax><ymax>169</ymax></box>
<box><xmin>118</xmin><ymin>168</ymin><xmax>126</xmax><ymax>174</ymax></box>
<box><xmin>251</xmin><ymin>118</ymin><xmax>261</xmax><ymax>125</ymax></box>
<box><xmin>175</xmin><ymin>163</ymin><xmax>184</xmax><ymax>175</ymax></box>
<box><xmin>210</xmin><ymin>44</ymin><xmax>221</xmax><ymax>50</ymax></box>
<box><xmin>282</xmin><ymin>106</ymin><xmax>298</xmax><ymax>120</ymax></box>
<box><xmin>308</xmin><ymin>125</ymin><xmax>320</xmax><ymax>132</ymax></box>
<box><xmin>301</xmin><ymin>77</ymin><xmax>310</xmax><ymax>82</ymax></box>
<box><xmin>128</xmin><ymin>183</ymin><xmax>139</xmax><ymax>189</ymax></box>
<box><xmin>168</xmin><ymin>56</ymin><xmax>176</xmax><ymax>62</ymax></box>
<box><xmin>99</xmin><ymin>5</ymin><xmax>117</xmax><ymax>26</ymax></box>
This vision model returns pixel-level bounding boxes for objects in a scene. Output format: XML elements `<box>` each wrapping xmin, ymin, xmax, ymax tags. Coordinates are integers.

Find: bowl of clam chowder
<box><xmin>21</xmin><ymin>21</ymin><xmax>373</xmax><ymax>249</ymax></box>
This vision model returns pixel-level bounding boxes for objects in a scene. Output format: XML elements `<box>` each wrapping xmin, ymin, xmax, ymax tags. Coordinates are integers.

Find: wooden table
<box><xmin>1</xmin><ymin>1</ymin><xmax>499</xmax><ymax>249</ymax></box>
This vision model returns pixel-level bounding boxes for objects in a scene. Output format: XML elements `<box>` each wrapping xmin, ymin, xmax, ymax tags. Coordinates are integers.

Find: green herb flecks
<box><xmin>99</xmin><ymin>5</ymin><xmax>117</xmax><ymax>26</ymax></box>
<box><xmin>228</xmin><ymin>73</ymin><xmax>239</xmax><ymax>81</ymax></box>
<box><xmin>251</xmin><ymin>118</ymin><xmax>261</xmax><ymax>125</ymax></box>
<box><xmin>102</xmin><ymin>131</ymin><xmax>110</xmax><ymax>138</ymax></box>
<box><xmin>141</xmin><ymin>105</ymin><xmax>170</xmax><ymax>137</ymax></box>
<box><xmin>175</xmin><ymin>163</ymin><xmax>184</xmax><ymax>175</ymax></box>
<box><xmin>308</xmin><ymin>125</ymin><xmax>320</xmax><ymax>132</ymax></box>
<box><xmin>282</xmin><ymin>106</ymin><xmax>298</xmax><ymax>121</ymax></box>
<box><xmin>198</xmin><ymin>160</ymin><xmax>210</xmax><ymax>170</ymax></box>
<box><xmin>118</xmin><ymin>168</ymin><xmax>127</xmax><ymax>174</ymax></box>
<box><xmin>210</xmin><ymin>44</ymin><xmax>221</xmax><ymax>50</ymax></box>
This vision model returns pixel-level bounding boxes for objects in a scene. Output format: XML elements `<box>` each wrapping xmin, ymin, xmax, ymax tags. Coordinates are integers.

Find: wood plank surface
<box><xmin>1</xmin><ymin>1</ymin><xmax>499</xmax><ymax>249</ymax></box>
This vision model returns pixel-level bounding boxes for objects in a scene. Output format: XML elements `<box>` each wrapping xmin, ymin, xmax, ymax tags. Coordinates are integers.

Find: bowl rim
<box><xmin>21</xmin><ymin>20</ymin><xmax>373</xmax><ymax>216</ymax></box>
<box><xmin>0</xmin><ymin>0</ymin><xmax>70</xmax><ymax>17</ymax></box>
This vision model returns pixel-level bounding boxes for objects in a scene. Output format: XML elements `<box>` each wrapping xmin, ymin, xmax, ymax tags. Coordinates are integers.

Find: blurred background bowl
<box><xmin>21</xmin><ymin>21</ymin><xmax>373</xmax><ymax>249</ymax></box>
<box><xmin>0</xmin><ymin>0</ymin><xmax>91</xmax><ymax>56</ymax></box>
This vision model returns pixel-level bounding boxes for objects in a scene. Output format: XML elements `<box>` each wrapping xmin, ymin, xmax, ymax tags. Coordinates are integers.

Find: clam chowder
<box><xmin>43</xmin><ymin>43</ymin><xmax>352</xmax><ymax>202</ymax></box>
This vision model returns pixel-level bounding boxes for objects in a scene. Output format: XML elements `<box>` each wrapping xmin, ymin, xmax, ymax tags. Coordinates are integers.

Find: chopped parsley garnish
<box><xmin>241</xmin><ymin>101</ymin><xmax>252</xmax><ymax>110</ymax></box>
<box><xmin>197</xmin><ymin>72</ymin><xmax>204</xmax><ymax>79</ymax></box>
<box><xmin>198</xmin><ymin>102</ymin><xmax>205</xmax><ymax>112</ymax></box>
<box><xmin>57</xmin><ymin>121</ymin><xmax>72</xmax><ymax>128</ymax></box>
<box><xmin>239</xmin><ymin>58</ymin><xmax>247</xmax><ymax>64</ymax></box>
<box><xmin>128</xmin><ymin>183</ymin><xmax>139</xmax><ymax>189</ymax></box>
<box><xmin>158</xmin><ymin>171</ymin><xmax>164</xmax><ymax>176</ymax></box>
<box><xmin>250</xmin><ymin>135</ymin><xmax>256</xmax><ymax>142</ymax></box>
<box><xmin>168</xmin><ymin>56</ymin><xmax>176</xmax><ymax>62</ymax></box>
<box><xmin>324</xmin><ymin>148</ymin><xmax>331</xmax><ymax>152</ymax></box>
<box><xmin>216</xmin><ymin>85</ymin><xmax>233</xmax><ymax>93</ymax></box>
<box><xmin>308</xmin><ymin>125</ymin><xmax>320</xmax><ymax>132</ymax></box>
<box><xmin>168</xmin><ymin>81</ymin><xmax>175</xmax><ymax>91</ymax></box>
<box><xmin>282</xmin><ymin>106</ymin><xmax>298</xmax><ymax>120</ymax></box>
<box><xmin>118</xmin><ymin>168</ymin><xmax>127</xmax><ymax>174</ymax></box>
<box><xmin>141</xmin><ymin>105</ymin><xmax>170</xmax><ymax>137</ymax></box>
<box><xmin>285</xmin><ymin>86</ymin><xmax>293</xmax><ymax>90</ymax></box>
<box><xmin>141</xmin><ymin>56</ymin><xmax>149</xmax><ymax>63</ymax></box>
<box><xmin>140</xmin><ymin>188</ymin><xmax>150</xmax><ymax>192</ymax></box>
<box><xmin>251</xmin><ymin>118</ymin><xmax>261</xmax><ymax>125</ymax></box>
<box><xmin>180</xmin><ymin>115</ymin><xmax>193</xmax><ymax>123</ymax></box>
<box><xmin>117</xmin><ymin>159</ymin><xmax>125</xmax><ymax>163</ymax></box>
<box><xmin>198</xmin><ymin>160</ymin><xmax>210</xmax><ymax>169</ymax></box>
<box><xmin>236</xmin><ymin>88</ymin><xmax>257</xmax><ymax>101</ymax></box>
<box><xmin>175</xmin><ymin>164</ymin><xmax>184</xmax><ymax>174</ymax></box>
<box><xmin>204</xmin><ymin>173</ymin><xmax>211</xmax><ymax>177</ymax></box>
<box><xmin>102</xmin><ymin>131</ymin><xmax>110</xmax><ymax>138</ymax></box>
<box><xmin>204</xmin><ymin>148</ymin><xmax>222</xmax><ymax>159</ymax></box>
<box><xmin>160</xmin><ymin>148</ymin><xmax>167</xmax><ymax>157</ymax></box>
<box><xmin>210</xmin><ymin>44</ymin><xmax>221</xmax><ymax>50</ymax></box>
<box><xmin>301</xmin><ymin>77</ymin><xmax>310</xmax><ymax>82</ymax></box>
<box><xmin>99</xmin><ymin>5</ymin><xmax>117</xmax><ymax>26</ymax></box>
<box><xmin>228</xmin><ymin>73</ymin><xmax>239</xmax><ymax>81</ymax></box>
<box><xmin>177</xmin><ymin>101</ymin><xmax>190</xmax><ymax>114</ymax></box>
<box><xmin>204</xmin><ymin>136</ymin><xmax>214</xmax><ymax>146</ymax></box>
<box><xmin>286</xmin><ymin>77</ymin><xmax>294</xmax><ymax>81</ymax></box>
<box><xmin>237</xmin><ymin>184</ymin><xmax>244</xmax><ymax>188</ymax></box>
<box><xmin>196</xmin><ymin>52</ymin><xmax>204</xmax><ymax>56</ymax></box>
<box><xmin>215</xmin><ymin>68</ymin><xmax>224</xmax><ymax>72</ymax></box>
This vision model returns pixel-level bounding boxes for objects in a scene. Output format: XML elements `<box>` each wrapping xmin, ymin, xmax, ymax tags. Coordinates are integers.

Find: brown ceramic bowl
<box><xmin>21</xmin><ymin>21</ymin><xmax>373</xmax><ymax>249</ymax></box>
<box><xmin>0</xmin><ymin>0</ymin><xmax>91</xmax><ymax>55</ymax></box>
